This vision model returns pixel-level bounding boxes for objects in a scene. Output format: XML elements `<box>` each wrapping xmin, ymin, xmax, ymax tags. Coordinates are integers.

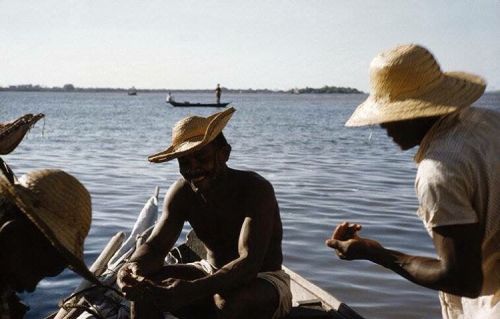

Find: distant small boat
<box><xmin>168</xmin><ymin>101</ymin><xmax>230</xmax><ymax>108</ymax></box>
<box><xmin>127</xmin><ymin>87</ymin><xmax>137</xmax><ymax>96</ymax></box>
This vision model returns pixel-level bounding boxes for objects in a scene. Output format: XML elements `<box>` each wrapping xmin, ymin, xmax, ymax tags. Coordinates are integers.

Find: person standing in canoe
<box><xmin>117</xmin><ymin>107</ymin><xmax>292</xmax><ymax>319</ymax></box>
<box><xmin>166</xmin><ymin>91</ymin><xmax>175</xmax><ymax>103</ymax></box>
<box><xmin>0</xmin><ymin>169</ymin><xmax>100</xmax><ymax>319</ymax></box>
<box><xmin>215</xmin><ymin>83</ymin><xmax>222</xmax><ymax>104</ymax></box>
<box><xmin>326</xmin><ymin>44</ymin><xmax>499</xmax><ymax>319</ymax></box>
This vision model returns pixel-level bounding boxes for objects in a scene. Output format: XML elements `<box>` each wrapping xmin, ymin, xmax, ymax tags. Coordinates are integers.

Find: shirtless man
<box><xmin>117</xmin><ymin>107</ymin><xmax>291</xmax><ymax>319</ymax></box>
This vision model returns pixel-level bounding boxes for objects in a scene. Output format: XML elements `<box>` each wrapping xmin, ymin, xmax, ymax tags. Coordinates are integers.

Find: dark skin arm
<box><xmin>117</xmin><ymin>181</ymin><xmax>185</xmax><ymax>288</ymax></box>
<box><xmin>122</xmin><ymin>180</ymin><xmax>277</xmax><ymax>311</ymax></box>
<box><xmin>326</xmin><ymin>221</ymin><xmax>483</xmax><ymax>298</ymax></box>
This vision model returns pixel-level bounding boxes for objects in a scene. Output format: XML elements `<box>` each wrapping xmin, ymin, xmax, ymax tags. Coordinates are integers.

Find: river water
<box><xmin>1</xmin><ymin>91</ymin><xmax>498</xmax><ymax>318</ymax></box>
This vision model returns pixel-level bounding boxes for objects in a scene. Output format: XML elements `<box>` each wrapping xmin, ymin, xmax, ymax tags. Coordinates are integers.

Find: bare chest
<box><xmin>186</xmin><ymin>198</ymin><xmax>247</xmax><ymax>252</ymax></box>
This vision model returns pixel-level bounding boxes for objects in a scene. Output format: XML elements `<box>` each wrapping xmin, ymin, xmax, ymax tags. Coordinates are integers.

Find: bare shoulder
<box><xmin>232</xmin><ymin>169</ymin><xmax>275</xmax><ymax>195</ymax></box>
<box><xmin>162</xmin><ymin>177</ymin><xmax>194</xmax><ymax>213</ymax></box>
<box><xmin>230</xmin><ymin>169</ymin><xmax>277</xmax><ymax>214</ymax></box>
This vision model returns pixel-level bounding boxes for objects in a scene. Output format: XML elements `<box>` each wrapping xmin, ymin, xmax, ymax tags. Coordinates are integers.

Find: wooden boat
<box><xmin>168</xmin><ymin>101</ymin><xmax>230</xmax><ymax>108</ymax></box>
<box><xmin>284</xmin><ymin>266</ymin><xmax>364</xmax><ymax>318</ymax></box>
<box><xmin>49</xmin><ymin>188</ymin><xmax>365</xmax><ymax>319</ymax></box>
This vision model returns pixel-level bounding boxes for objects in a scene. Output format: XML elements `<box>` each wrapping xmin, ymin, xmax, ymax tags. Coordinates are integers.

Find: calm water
<box><xmin>1</xmin><ymin>91</ymin><xmax>499</xmax><ymax>319</ymax></box>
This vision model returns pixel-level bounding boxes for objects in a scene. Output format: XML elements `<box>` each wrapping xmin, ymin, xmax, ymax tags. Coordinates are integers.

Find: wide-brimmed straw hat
<box><xmin>0</xmin><ymin>169</ymin><xmax>100</xmax><ymax>285</ymax></box>
<box><xmin>345</xmin><ymin>44</ymin><xmax>486</xmax><ymax>127</ymax></box>
<box><xmin>0</xmin><ymin>113</ymin><xmax>45</xmax><ymax>155</ymax></box>
<box><xmin>148</xmin><ymin>107</ymin><xmax>235</xmax><ymax>163</ymax></box>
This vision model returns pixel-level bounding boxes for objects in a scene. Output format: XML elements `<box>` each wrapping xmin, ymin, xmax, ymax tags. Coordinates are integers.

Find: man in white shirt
<box><xmin>326</xmin><ymin>44</ymin><xmax>499</xmax><ymax>319</ymax></box>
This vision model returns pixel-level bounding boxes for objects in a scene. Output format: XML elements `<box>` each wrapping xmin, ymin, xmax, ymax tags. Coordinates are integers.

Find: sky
<box><xmin>1</xmin><ymin>0</ymin><xmax>499</xmax><ymax>92</ymax></box>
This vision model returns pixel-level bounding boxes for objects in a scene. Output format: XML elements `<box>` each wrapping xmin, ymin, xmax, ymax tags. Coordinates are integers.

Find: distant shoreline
<box><xmin>0</xmin><ymin>84</ymin><xmax>364</xmax><ymax>94</ymax></box>
<box><xmin>2</xmin><ymin>86</ymin><xmax>498</xmax><ymax>94</ymax></box>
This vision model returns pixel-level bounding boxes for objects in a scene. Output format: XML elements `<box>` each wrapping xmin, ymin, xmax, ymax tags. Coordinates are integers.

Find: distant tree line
<box><xmin>0</xmin><ymin>84</ymin><xmax>363</xmax><ymax>94</ymax></box>
<box><xmin>288</xmin><ymin>85</ymin><xmax>363</xmax><ymax>94</ymax></box>
<box><xmin>0</xmin><ymin>84</ymin><xmax>130</xmax><ymax>92</ymax></box>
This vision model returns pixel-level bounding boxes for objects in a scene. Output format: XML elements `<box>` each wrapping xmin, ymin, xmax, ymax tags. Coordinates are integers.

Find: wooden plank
<box><xmin>283</xmin><ymin>265</ymin><xmax>342</xmax><ymax>310</ymax></box>
<box><xmin>283</xmin><ymin>266</ymin><xmax>365</xmax><ymax>319</ymax></box>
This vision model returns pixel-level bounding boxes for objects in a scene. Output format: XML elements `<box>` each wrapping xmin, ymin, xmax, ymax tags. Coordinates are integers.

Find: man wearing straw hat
<box><xmin>0</xmin><ymin>169</ymin><xmax>100</xmax><ymax>318</ymax></box>
<box><xmin>117</xmin><ymin>107</ymin><xmax>292</xmax><ymax>319</ymax></box>
<box><xmin>0</xmin><ymin>113</ymin><xmax>44</xmax><ymax>183</ymax></box>
<box><xmin>326</xmin><ymin>44</ymin><xmax>499</xmax><ymax>319</ymax></box>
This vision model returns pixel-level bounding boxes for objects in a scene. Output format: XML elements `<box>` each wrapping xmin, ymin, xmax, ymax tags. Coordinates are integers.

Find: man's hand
<box><xmin>117</xmin><ymin>263</ymin><xmax>196</xmax><ymax>310</ymax></box>
<box><xmin>325</xmin><ymin>222</ymin><xmax>382</xmax><ymax>260</ymax></box>
<box><xmin>117</xmin><ymin>262</ymin><xmax>150</xmax><ymax>300</ymax></box>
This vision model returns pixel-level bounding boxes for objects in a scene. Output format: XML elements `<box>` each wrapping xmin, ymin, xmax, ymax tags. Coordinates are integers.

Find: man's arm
<box><xmin>123</xmin><ymin>181</ymin><xmax>186</xmax><ymax>275</ymax></box>
<box><xmin>326</xmin><ymin>221</ymin><xmax>483</xmax><ymax>298</ymax></box>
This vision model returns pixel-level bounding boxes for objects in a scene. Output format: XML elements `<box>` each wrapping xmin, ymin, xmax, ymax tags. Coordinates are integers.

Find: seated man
<box><xmin>117</xmin><ymin>107</ymin><xmax>292</xmax><ymax>319</ymax></box>
<box><xmin>0</xmin><ymin>169</ymin><xmax>99</xmax><ymax>318</ymax></box>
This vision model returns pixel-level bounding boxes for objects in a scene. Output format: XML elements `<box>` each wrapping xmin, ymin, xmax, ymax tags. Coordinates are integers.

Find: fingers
<box><xmin>325</xmin><ymin>238</ymin><xmax>345</xmax><ymax>252</ymax></box>
<box><xmin>117</xmin><ymin>263</ymin><xmax>144</xmax><ymax>290</ymax></box>
<box><xmin>331</xmin><ymin>222</ymin><xmax>362</xmax><ymax>240</ymax></box>
<box><xmin>119</xmin><ymin>275</ymin><xmax>151</xmax><ymax>301</ymax></box>
<box><xmin>325</xmin><ymin>238</ymin><xmax>339</xmax><ymax>249</ymax></box>
<box><xmin>331</xmin><ymin>223</ymin><xmax>346</xmax><ymax>240</ymax></box>
<box><xmin>325</xmin><ymin>239</ymin><xmax>348</xmax><ymax>259</ymax></box>
<box><xmin>125</xmin><ymin>262</ymin><xmax>142</xmax><ymax>276</ymax></box>
<box><xmin>345</xmin><ymin>223</ymin><xmax>362</xmax><ymax>238</ymax></box>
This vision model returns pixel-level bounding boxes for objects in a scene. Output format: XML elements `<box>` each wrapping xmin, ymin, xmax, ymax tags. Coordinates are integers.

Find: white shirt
<box><xmin>415</xmin><ymin>107</ymin><xmax>500</xmax><ymax>319</ymax></box>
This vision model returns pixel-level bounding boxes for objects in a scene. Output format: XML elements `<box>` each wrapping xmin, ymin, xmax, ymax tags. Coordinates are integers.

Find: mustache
<box><xmin>182</xmin><ymin>169</ymin><xmax>208</xmax><ymax>179</ymax></box>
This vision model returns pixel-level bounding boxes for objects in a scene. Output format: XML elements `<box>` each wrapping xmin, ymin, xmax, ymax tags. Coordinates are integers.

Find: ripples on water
<box><xmin>1</xmin><ymin>91</ymin><xmax>499</xmax><ymax>318</ymax></box>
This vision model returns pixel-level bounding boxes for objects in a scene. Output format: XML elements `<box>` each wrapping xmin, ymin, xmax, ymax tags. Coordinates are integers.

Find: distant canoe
<box><xmin>168</xmin><ymin>101</ymin><xmax>230</xmax><ymax>108</ymax></box>
<box><xmin>127</xmin><ymin>87</ymin><xmax>137</xmax><ymax>95</ymax></box>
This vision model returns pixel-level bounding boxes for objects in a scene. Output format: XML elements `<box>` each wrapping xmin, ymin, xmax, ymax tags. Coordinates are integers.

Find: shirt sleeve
<box><xmin>415</xmin><ymin>157</ymin><xmax>478</xmax><ymax>231</ymax></box>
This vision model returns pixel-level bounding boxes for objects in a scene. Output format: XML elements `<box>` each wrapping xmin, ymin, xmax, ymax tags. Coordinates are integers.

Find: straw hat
<box><xmin>149</xmin><ymin>107</ymin><xmax>235</xmax><ymax>163</ymax></box>
<box><xmin>0</xmin><ymin>169</ymin><xmax>100</xmax><ymax>285</ymax></box>
<box><xmin>345</xmin><ymin>44</ymin><xmax>486</xmax><ymax>127</ymax></box>
<box><xmin>0</xmin><ymin>113</ymin><xmax>45</xmax><ymax>155</ymax></box>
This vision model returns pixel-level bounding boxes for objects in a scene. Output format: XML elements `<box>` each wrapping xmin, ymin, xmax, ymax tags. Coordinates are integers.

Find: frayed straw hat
<box><xmin>149</xmin><ymin>107</ymin><xmax>235</xmax><ymax>163</ymax></box>
<box><xmin>0</xmin><ymin>113</ymin><xmax>45</xmax><ymax>155</ymax></box>
<box><xmin>345</xmin><ymin>44</ymin><xmax>486</xmax><ymax>127</ymax></box>
<box><xmin>0</xmin><ymin>169</ymin><xmax>100</xmax><ymax>285</ymax></box>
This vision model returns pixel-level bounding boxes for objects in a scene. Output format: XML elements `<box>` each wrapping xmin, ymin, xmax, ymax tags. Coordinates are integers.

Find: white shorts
<box><xmin>189</xmin><ymin>260</ymin><xmax>292</xmax><ymax>318</ymax></box>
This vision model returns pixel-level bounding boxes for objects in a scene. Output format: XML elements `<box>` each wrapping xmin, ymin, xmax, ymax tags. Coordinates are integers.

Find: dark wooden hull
<box><xmin>284</xmin><ymin>265</ymin><xmax>365</xmax><ymax>319</ymax></box>
<box><xmin>168</xmin><ymin>101</ymin><xmax>230</xmax><ymax>108</ymax></box>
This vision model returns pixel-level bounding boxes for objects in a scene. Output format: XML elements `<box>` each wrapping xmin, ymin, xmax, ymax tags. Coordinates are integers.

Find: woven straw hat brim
<box><xmin>345</xmin><ymin>71</ymin><xmax>486</xmax><ymax>127</ymax></box>
<box><xmin>0</xmin><ymin>113</ymin><xmax>44</xmax><ymax>155</ymax></box>
<box><xmin>0</xmin><ymin>175</ymin><xmax>100</xmax><ymax>286</ymax></box>
<box><xmin>148</xmin><ymin>107</ymin><xmax>235</xmax><ymax>163</ymax></box>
